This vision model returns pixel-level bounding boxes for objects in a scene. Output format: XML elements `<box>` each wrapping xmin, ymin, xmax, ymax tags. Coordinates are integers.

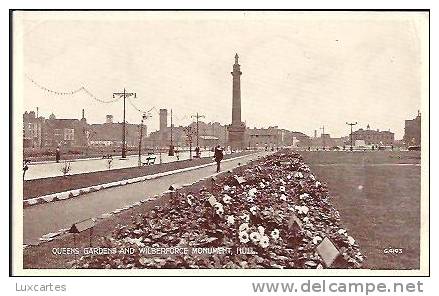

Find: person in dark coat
<box><xmin>214</xmin><ymin>145</ymin><xmax>224</xmax><ymax>173</ymax></box>
<box><xmin>55</xmin><ymin>147</ymin><xmax>61</xmax><ymax>163</ymax></box>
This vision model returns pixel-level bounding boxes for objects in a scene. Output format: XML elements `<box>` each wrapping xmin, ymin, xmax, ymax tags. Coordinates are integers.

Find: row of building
<box><xmin>23</xmin><ymin>107</ymin><xmax>421</xmax><ymax>152</ymax></box>
<box><xmin>23</xmin><ymin>108</ymin><xmax>310</xmax><ymax>152</ymax></box>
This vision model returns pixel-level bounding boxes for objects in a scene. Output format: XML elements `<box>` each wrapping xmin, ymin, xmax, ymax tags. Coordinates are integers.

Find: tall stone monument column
<box><xmin>228</xmin><ymin>53</ymin><xmax>246</xmax><ymax>150</ymax></box>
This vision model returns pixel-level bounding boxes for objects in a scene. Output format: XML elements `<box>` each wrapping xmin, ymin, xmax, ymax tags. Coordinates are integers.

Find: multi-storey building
<box><xmin>23</xmin><ymin>111</ymin><xmax>43</xmax><ymax>148</ymax></box>
<box><xmin>404</xmin><ymin>111</ymin><xmax>421</xmax><ymax>147</ymax></box>
<box><xmin>350</xmin><ymin>124</ymin><xmax>394</xmax><ymax>146</ymax></box>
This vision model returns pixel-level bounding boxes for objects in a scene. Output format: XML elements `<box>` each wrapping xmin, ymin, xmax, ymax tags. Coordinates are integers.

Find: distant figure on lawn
<box><xmin>214</xmin><ymin>145</ymin><xmax>224</xmax><ymax>173</ymax></box>
<box><xmin>55</xmin><ymin>147</ymin><xmax>61</xmax><ymax>163</ymax></box>
<box><xmin>175</xmin><ymin>148</ymin><xmax>180</xmax><ymax>161</ymax></box>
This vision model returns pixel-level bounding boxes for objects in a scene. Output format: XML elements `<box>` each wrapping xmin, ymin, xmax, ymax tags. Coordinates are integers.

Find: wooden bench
<box><xmin>142</xmin><ymin>155</ymin><xmax>156</xmax><ymax>166</ymax></box>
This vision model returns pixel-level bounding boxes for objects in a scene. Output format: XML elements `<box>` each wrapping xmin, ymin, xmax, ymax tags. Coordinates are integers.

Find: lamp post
<box><xmin>183</xmin><ymin>126</ymin><xmax>194</xmax><ymax>160</ymax></box>
<box><xmin>168</xmin><ymin>109</ymin><xmax>174</xmax><ymax>156</ymax></box>
<box><xmin>138</xmin><ymin>113</ymin><xmax>148</xmax><ymax>167</ymax></box>
<box><xmin>346</xmin><ymin>122</ymin><xmax>358</xmax><ymax>151</ymax></box>
<box><xmin>191</xmin><ymin>112</ymin><xmax>205</xmax><ymax>157</ymax></box>
<box><xmin>320</xmin><ymin>125</ymin><xmax>325</xmax><ymax>150</ymax></box>
<box><xmin>112</xmin><ymin>88</ymin><xmax>136</xmax><ymax>159</ymax></box>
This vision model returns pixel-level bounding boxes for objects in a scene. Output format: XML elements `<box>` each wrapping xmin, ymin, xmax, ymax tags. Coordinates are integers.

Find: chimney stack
<box><xmin>159</xmin><ymin>109</ymin><xmax>168</xmax><ymax>132</ymax></box>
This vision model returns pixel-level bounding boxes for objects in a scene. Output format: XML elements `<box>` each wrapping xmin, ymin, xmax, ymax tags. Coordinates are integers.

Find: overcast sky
<box><xmin>16</xmin><ymin>11</ymin><xmax>428</xmax><ymax>139</ymax></box>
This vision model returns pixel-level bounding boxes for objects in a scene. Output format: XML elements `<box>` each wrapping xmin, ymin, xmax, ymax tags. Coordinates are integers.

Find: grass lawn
<box><xmin>300</xmin><ymin>151</ymin><xmax>421</xmax><ymax>270</ymax></box>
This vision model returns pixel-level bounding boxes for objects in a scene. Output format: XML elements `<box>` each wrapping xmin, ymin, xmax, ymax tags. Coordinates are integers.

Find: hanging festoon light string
<box><xmin>125</xmin><ymin>93</ymin><xmax>193</xmax><ymax>126</ymax></box>
<box><xmin>150</xmin><ymin>106</ymin><xmax>160</xmax><ymax>115</ymax></box>
<box><xmin>25</xmin><ymin>74</ymin><xmax>83</xmax><ymax>95</ymax></box>
<box><xmin>81</xmin><ymin>86</ymin><xmax>121</xmax><ymax>104</ymax></box>
<box><xmin>127</xmin><ymin>96</ymin><xmax>157</xmax><ymax>116</ymax></box>
<box><xmin>25</xmin><ymin>74</ymin><xmax>121</xmax><ymax>104</ymax></box>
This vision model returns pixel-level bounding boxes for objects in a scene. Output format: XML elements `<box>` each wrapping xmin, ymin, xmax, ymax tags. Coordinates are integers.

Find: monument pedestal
<box><xmin>228</xmin><ymin>123</ymin><xmax>246</xmax><ymax>151</ymax></box>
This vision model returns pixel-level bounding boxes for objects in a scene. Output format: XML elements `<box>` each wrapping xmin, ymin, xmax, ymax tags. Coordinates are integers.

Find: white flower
<box><xmin>294</xmin><ymin>172</ymin><xmax>304</xmax><ymax>179</ymax></box>
<box><xmin>280</xmin><ymin>194</ymin><xmax>287</xmax><ymax>201</ymax></box>
<box><xmin>259</xmin><ymin>182</ymin><xmax>266</xmax><ymax>189</ymax></box>
<box><xmin>139</xmin><ymin>257</ymin><xmax>150</xmax><ymax>266</ymax></box>
<box><xmin>250</xmin><ymin>206</ymin><xmax>257</xmax><ymax>215</ymax></box>
<box><xmin>315</xmin><ymin>181</ymin><xmax>321</xmax><ymax>188</ymax></box>
<box><xmin>250</xmin><ymin>231</ymin><xmax>262</xmax><ymax>243</ymax></box>
<box><xmin>312</xmin><ymin>236</ymin><xmax>323</xmax><ymax>244</ymax></box>
<box><xmin>224</xmin><ymin>185</ymin><xmax>231</xmax><ymax>191</ymax></box>
<box><xmin>309</xmin><ymin>174</ymin><xmax>316</xmax><ymax>181</ymax></box>
<box><xmin>279</xmin><ymin>186</ymin><xmax>286</xmax><ymax>192</ymax></box>
<box><xmin>240</xmin><ymin>213</ymin><xmax>250</xmax><ymax>223</ymax></box>
<box><xmin>271</xmin><ymin>229</ymin><xmax>280</xmax><ymax>240</ymax></box>
<box><xmin>226</xmin><ymin>215</ymin><xmax>235</xmax><ymax>225</ymax></box>
<box><xmin>239</xmin><ymin>223</ymin><xmax>249</xmax><ymax>233</ymax></box>
<box><xmin>299</xmin><ymin>193</ymin><xmax>310</xmax><ymax>200</ymax></box>
<box><xmin>239</xmin><ymin>231</ymin><xmax>250</xmax><ymax>243</ymax></box>
<box><xmin>295</xmin><ymin>205</ymin><xmax>309</xmax><ymax>215</ymax></box>
<box><xmin>303</xmin><ymin>217</ymin><xmax>310</xmax><ymax>223</ymax></box>
<box><xmin>257</xmin><ymin>226</ymin><xmax>265</xmax><ymax>235</ymax></box>
<box><xmin>338</xmin><ymin>229</ymin><xmax>347</xmax><ymax>236</ymax></box>
<box><xmin>259</xmin><ymin>235</ymin><xmax>270</xmax><ymax>248</ymax></box>
<box><xmin>248</xmin><ymin>188</ymin><xmax>258</xmax><ymax>197</ymax></box>
<box><xmin>133</xmin><ymin>229</ymin><xmax>143</xmax><ymax>235</ymax></box>
<box><xmin>123</xmin><ymin>237</ymin><xmax>144</xmax><ymax>247</ymax></box>
<box><xmin>187</xmin><ymin>196</ymin><xmax>193</xmax><ymax>206</ymax></box>
<box><xmin>301</xmin><ymin>165</ymin><xmax>310</xmax><ymax>172</ymax></box>
<box><xmin>213</xmin><ymin>202</ymin><xmax>224</xmax><ymax>216</ymax></box>
<box><xmin>213</xmin><ymin>202</ymin><xmax>223</xmax><ymax>211</ymax></box>
<box><xmin>223</xmin><ymin>194</ymin><xmax>232</xmax><ymax>204</ymax></box>
<box><xmin>287</xmin><ymin>174</ymin><xmax>292</xmax><ymax>180</ymax></box>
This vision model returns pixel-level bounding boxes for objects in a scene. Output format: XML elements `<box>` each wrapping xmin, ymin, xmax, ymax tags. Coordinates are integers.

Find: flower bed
<box><xmin>74</xmin><ymin>150</ymin><xmax>364</xmax><ymax>269</ymax></box>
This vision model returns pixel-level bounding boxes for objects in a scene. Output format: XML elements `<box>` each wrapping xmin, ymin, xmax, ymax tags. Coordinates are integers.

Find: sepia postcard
<box><xmin>10</xmin><ymin>10</ymin><xmax>429</xmax><ymax>276</ymax></box>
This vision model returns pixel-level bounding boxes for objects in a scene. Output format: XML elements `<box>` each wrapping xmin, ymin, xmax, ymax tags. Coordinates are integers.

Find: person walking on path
<box><xmin>214</xmin><ymin>145</ymin><xmax>224</xmax><ymax>173</ymax></box>
<box><xmin>55</xmin><ymin>147</ymin><xmax>61</xmax><ymax>163</ymax></box>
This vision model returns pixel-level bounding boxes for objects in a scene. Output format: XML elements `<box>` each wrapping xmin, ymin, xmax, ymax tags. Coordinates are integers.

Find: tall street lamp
<box><xmin>346</xmin><ymin>122</ymin><xmax>358</xmax><ymax>151</ymax></box>
<box><xmin>138</xmin><ymin>112</ymin><xmax>148</xmax><ymax>167</ymax></box>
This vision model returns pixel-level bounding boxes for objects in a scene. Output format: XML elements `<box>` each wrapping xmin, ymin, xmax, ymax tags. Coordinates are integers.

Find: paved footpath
<box><xmin>23</xmin><ymin>151</ymin><xmax>271</xmax><ymax>245</ymax></box>
<box><xmin>25</xmin><ymin>150</ymin><xmax>214</xmax><ymax>180</ymax></box>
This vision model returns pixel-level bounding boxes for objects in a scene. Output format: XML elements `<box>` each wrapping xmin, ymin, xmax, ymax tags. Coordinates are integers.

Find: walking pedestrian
<box><xmin>214</xmin><ymin>145</ymin><xmax>224</xmax><ymax>173</ymax></box>
<box><xmin>175</xmin><ymin>148</ymin><xmax>180</xmax><ymax>161</ymax></box>
<box><xmin>23</xmin><ymin>160</ymin><xmax>29</xmax><ymax>180</ymax></box>
<box><xmin>55</xmin><ymin>147</ymin><xmax>61</xmax><ymax>163</ymax></box>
